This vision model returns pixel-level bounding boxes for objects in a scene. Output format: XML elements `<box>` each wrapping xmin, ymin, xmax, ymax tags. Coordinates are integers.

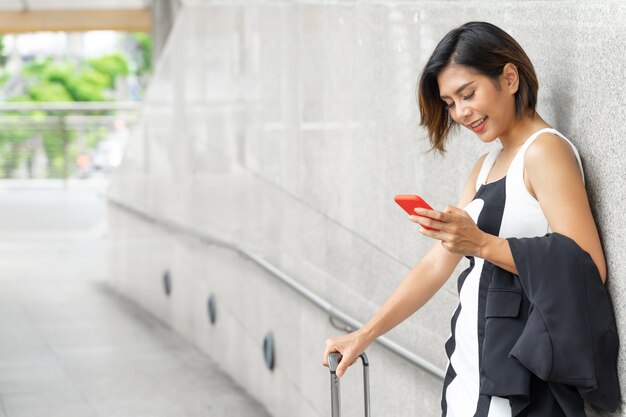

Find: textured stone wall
<box><xmin>108</xmin><ymin>2</ymin><xmax>626</xmax><ymax>416</ymax></box>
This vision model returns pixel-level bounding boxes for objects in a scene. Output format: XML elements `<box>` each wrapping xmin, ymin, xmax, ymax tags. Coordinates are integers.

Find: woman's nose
<box><xmin>455</xmin><ymin>103</ymin><xmax>472</xmax><ymax>122</ymax></box>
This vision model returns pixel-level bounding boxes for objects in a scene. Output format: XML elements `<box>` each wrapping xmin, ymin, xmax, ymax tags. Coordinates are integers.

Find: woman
<box><xmin>321</xmin><ymin>21</ymin><xmax>608</xmax><ymax>416</ymax></box>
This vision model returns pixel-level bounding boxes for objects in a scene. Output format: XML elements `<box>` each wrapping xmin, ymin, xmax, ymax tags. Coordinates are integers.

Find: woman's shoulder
<box><xmin>524</xmin><ymin>131</ymin><xmax>583</xmax><ymax>179</ymax></box>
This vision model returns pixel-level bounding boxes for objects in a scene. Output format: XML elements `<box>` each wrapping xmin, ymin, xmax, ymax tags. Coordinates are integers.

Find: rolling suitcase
<box><xmin>327</xmin><ymin>352</ymin><xmax>371</xmax><ymax>417</ymax></box>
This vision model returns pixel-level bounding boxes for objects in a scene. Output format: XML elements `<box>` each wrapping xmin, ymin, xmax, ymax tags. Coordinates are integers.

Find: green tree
<box><xmin>0</xmin><ymin>124</ymin><xmax>30</xmax><ymax>178</ymax></box>
<box><xmin>23</xmin><ymin>57</ymin><xmax>125</xmax><ymax>102</ymax></box>
<box><xmin>28</xmin><ymin>81</ymin><xmax>73</xmax><ymax>102</ymax></box>
<box><xmin>132</xmin><ymin>32</ymin><xmax>152</xmax><ymax>75</ymax></box>
<box><xmin>87</xmin><ymin>53</ymin><xmax>129</xmax><ymax>88</ymax></box>
<box><xmin>0</xmin><ymin>46</ymin><xmax>140</xmax><ymax>179</ymax></box>
<box><xmin>0</xmin><ymin>36</ymin><xmax>7</xmax><ymax>67</ymax></box>
<box><xmin>4</xmin><ymin>53</ymin><xmax>132</xmax><ymax>178</ymax></box>
<box><xmin>0</xmin><ymin>36</ymin><xmax>10</xmax><ymax>87</ymax></box>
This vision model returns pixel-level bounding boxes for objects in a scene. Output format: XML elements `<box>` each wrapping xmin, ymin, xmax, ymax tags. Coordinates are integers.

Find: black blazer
<box><xmin>478</xmin><ymin>232</ymin><xmax>619</xmax><ymax>416</ymax></box>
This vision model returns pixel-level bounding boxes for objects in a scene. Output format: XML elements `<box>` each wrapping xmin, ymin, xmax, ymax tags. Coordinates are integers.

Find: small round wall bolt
<box><xmin>163</xmin><ymin>270</ymin><xmax>171</xmax><ymax>296</ymax></box>
<box><xmin>263</xmin><ymin>332</ymin><xmax>275</xmax><ymax>371</ymax></box>
<box><xmin>207</xmin><ymin>294</ymin><xmax>217</xmax><ymax>324</ymax></box>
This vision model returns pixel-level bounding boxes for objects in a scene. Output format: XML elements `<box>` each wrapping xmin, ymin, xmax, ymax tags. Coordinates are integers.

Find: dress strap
<box><xmin>475</xmin><ymin>149</ymin><xmax>501</xmax><ymax>191</ymax></box>
<box><xmin>514</xmin><ymin>127</ymin><xmax>585</xmax><ymax>184</ymax></box>
<box><xmin>514</xmin><ymin>127</ymin><xmax>557</xmax><ymax>164</ymax></box>
<box><xmin>475</xmin><ymin>127</ymin><xmax>585</xmax><ymax>193</ymax></box>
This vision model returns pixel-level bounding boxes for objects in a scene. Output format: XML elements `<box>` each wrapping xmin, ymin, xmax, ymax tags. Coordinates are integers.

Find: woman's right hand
<box><xmin>321</xmin><ymin>328</ymin><xmax>373</xmax><ymax>377</ymax></box>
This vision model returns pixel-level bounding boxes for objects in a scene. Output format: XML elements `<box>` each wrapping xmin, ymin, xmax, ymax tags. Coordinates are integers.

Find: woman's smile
<box><xmin>467</xmin><ymin>116</ymin><xmax>488</xmax><ymax>133</ymax></box>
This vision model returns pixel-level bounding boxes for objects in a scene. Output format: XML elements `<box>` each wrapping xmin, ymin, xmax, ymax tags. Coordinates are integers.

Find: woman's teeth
<box><xmin>471</xmin><ymin>117</ymin><xmax>487</xmax><ymax>128</ymax></box>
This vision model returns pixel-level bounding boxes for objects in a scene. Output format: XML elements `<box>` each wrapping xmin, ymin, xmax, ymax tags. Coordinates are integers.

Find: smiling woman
<box><xmin>322</xmin><ymin>21</ymin><xmax>616</xmax><ymax>417</ymax></box>
<box><xmin>417</xmin><ymin>22</ymin><xmax>538</xmax><ymax>154</ymax></box>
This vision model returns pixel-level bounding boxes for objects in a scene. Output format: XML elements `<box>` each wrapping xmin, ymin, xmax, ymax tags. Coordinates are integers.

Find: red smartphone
<box><xmin>394</xmin><ymin>194</ymin><xmax>440</xmax><ymax>231</ymax></box>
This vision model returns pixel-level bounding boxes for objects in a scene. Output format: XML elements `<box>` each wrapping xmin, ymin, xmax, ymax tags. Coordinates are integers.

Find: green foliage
<box><xmin>67</xmin><ymin>76</ymin><xmax>106</xmax><ymax>102</ymax></box>
<box><xmin>0</xmin><ymin>126</ymin><xmax>30</xmax><ymax>178</ymax></box>
<box><xmin>42</xmin><ymin>129</ymin><xmax>74</xmax><ymax>178</ymax></box>
<box><xmin>8</xmin><ymin>95</ymin><xmax>34</xmax><ymax>103</ymax></box>
<box><xmin>0</xmin><ymin>36</ymin><xmax>7</xmax><ymax>67</ymax></box>
<box><xmin>23</xmin><ymin>58</ymin><xmax>52</xmax><ymax>77</ymax></box>
<box><xmin>87</xmin><ymin>53</ymin><xmax>129</xmax><ymax>88</ymax></box>
<box><xmin>42</xmin><ymin>61</ymin><xmax>74</xmax><ymax>85</ymax></box>
<box><xmin>23</xmin><ymin>59</ymin><xmax>74</xmax><ymax>101</ymax></box>
<box><xmin>132</xmin><ymin>32</ymin><xmax>152</xmax><ymax>75</ymax></box>
<box><xmin>28</xmin><ymin>81</ymin><xmax>73</xmax><ymax>102</ymax></box>
<box><xmin>0</xmin><ymin>42</ymin><xmax>141</xmax><ymax>178</ymax></box>
<box><xmin>0</xmin><ymin>69</ymin><xmax>9</xmax><ymax>87</ymax></box>
<box><xmin>23</xmin><ymin>57</ymin><xmax>121</xmax><ymax>102</ymax></box>
<box><xmin>66</xmin><ymin>68</ymin><xmax>109</xmax><ymax>101</ymax></box>
<box><xmin>78</xmin><ymin>68</ymin><xmax>110</xmax><ymax>89</ymax></box>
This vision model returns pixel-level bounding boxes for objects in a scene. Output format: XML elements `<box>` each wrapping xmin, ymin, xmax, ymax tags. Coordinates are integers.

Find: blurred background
<box><xmin>0</xmin><ymin>1</ymin><xmax>624</xmax><ymax>417</ymax></box>
<box><xmin>0</xmin><ymin>3</ymin><xmax>151</xmax><ymax>183</ymax></box>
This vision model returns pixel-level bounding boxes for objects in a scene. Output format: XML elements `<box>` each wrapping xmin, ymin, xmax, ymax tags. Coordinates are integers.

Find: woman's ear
<box><xmin>502</xmin><ymin>63</ymin><xmax>519</xmax><ymax>94</ymax></box>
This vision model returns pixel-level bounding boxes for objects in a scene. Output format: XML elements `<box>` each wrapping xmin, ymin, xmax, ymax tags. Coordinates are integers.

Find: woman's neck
<box><xmin>498</xmin><ymin>113</ymin><xmax>550</xmax><ymax>156</ymax></box>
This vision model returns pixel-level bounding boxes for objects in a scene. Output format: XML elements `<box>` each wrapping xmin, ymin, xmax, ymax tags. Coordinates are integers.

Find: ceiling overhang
<box><xmin>0</xmin><ymin>0</ymin><xmax>151</xmax><ymax>33</ymax></box>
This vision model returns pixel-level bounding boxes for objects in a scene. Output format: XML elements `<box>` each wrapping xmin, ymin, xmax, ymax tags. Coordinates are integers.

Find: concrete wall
<box><xmin>150</xmin><ymin>0</ymin><xmax>182</xmax><ymax>65</ymax></box>
<box><xmin>107</xmin><ymin>2</ymin><xmax>626</xmax><ymax>416</ymax></box>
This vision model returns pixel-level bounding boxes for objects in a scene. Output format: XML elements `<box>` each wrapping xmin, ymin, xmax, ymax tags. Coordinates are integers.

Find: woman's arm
<box><xmin>413</xmin><ymin>206</ymin><xmax>520</xmax><ymax>274</ymax></box>
<box><xmin>480</xmin><ymin>133</ymin><xmax>606</xmax><ymax>282</ymax></box>
<box><xmin>322</xmin><ymin>152</ymin><xmax>489</xmax><ymax>377</ymax></box>
<box><xmin>523</xmin><ymin>133</ymin><xmax>607</xmax><ymax>283</ymax></box>
<box><xmin>360</xmin><ymin>242</ymin><xmax>461</xmax><ymax>342</ymax></box>
<box><xmin>322</xmin><ymin>244</ymin><xmax>460</xmax><ymax>377</ymax></box>
<box><xmin>363</xmin><ymin>153</ymin><xmax>489</xmax><ymax>340</ymax></box>
<box><xmin>321</xmin><ymin>247</ymin><xmax>457</xmax><ymax>377</ymax></box>
<box><xmin>416</xmin><ymin>133</ymin><xmax>607</xmax><ymax>284</ymax></box>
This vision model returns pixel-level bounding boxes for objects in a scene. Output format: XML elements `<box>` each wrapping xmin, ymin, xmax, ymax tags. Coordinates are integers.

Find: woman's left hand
<box><xmin>410</xmin><ymin>206</ymin><xmax>489</xmax><ymax>257</ymax></box>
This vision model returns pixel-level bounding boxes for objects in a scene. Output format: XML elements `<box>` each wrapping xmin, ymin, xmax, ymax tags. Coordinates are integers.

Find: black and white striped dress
<box><xmin>441</xmin><ymin>128</ymin><xmax>585</xmax><ymax>417</ymax></box>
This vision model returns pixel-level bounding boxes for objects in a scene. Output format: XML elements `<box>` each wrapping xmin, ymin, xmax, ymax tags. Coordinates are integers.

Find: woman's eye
<box><xmin>463</xmin><ymin>91</ymin><xmax>475</xmax><ymax>100</ymax></box>
<box><xmin>444</xmin><ymin>91</ymin><xmax>475</xmax><ymax>110</ymax></box>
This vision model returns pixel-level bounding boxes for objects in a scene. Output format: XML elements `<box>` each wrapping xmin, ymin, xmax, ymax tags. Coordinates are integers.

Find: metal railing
<box><xmin>107</xmin><ymin>193</ymin><xmax>446</xmax><ymax>380</ymax></box>
<box><xmin>0</xmin><ymin>102</ymin><xmax>141</xmax><ymax>180</ymax></box>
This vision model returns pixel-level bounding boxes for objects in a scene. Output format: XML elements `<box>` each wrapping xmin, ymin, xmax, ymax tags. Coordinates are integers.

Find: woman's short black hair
<box><xmin>417</xmin><ymin>21</ymin><xmax>538</xmax><ymax>154</ymax></box>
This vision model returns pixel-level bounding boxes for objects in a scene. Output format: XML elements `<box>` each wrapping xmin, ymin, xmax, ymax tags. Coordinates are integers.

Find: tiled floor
<box><xmin>0</xmin><ymin>182</ymin><xmax>271</xmax><ymax>417</ymax></box>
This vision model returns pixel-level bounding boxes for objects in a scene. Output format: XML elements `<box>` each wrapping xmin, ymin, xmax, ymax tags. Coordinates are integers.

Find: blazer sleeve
<box><xmin>506</xmin><ymin>233</ymin><xmax>620</xmax><ymax>411</ymax></box>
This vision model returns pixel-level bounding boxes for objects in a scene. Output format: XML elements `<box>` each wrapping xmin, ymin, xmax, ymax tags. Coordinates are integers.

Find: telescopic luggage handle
<box><xmin>327</xmin><ymin>352</ymin><xmax>371</xmax><ymax>417</ymax></box>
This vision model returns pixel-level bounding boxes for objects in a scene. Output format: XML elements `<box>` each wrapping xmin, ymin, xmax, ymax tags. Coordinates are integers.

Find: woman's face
<box><xmin>436</xmin><ymin>63</ymin><xmax>518</xmax><ymax>142</ymax></box>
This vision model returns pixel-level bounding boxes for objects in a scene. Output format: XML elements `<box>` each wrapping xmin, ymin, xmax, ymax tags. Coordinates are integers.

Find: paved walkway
<box><xmin>0</xmin><ymin>181</ymin><xmax>271</xmax><ymax>417</ymax></box>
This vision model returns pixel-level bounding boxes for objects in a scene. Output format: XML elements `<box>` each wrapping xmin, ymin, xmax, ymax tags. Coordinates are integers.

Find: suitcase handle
<box><xmin>328</xmin><ymin>352</ymin><xmax>371</xmax><ymax>417</ymax></box>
